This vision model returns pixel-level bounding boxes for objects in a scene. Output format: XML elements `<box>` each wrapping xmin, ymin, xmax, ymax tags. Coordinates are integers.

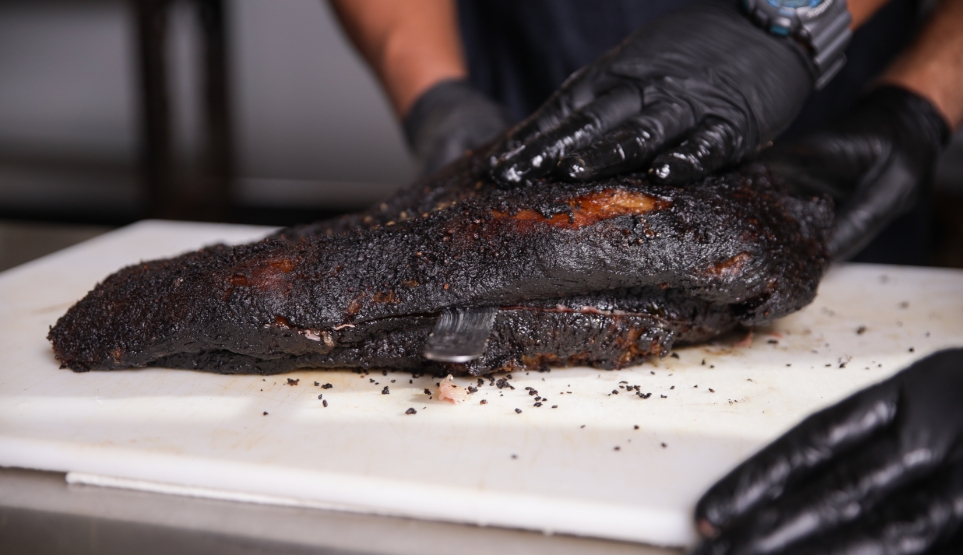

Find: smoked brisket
<box><xmin>49</xmin><ymin>154</ymin><xmax>833</xmax><ymax>375</ymax></box>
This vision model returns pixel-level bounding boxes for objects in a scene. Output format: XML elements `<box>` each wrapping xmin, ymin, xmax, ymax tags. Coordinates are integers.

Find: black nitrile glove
<box><xmin>488</xmin><ymin>0</ymin><xmax>815</xmax><ymax>187</ymax></box>
<box><xmin>758</xmin><ymin>85</ymin><xmax>950</xmax><ymax>260</ymax></box>
<box><xmin>404</xmin><ymin>79</ymin><xmax>512</xmax><ymax>177</ymax></box>
<box><xmin>691</xmin><ymin>348</ymin><xmax>963</xmax><ymax>555</ymax></box>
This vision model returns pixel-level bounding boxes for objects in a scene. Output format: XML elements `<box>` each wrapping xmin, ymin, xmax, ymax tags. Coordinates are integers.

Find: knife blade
<box><xmin>423</xmin><ymin>307</ymin><xmax>498</xmax><ymax>363</ymax></box>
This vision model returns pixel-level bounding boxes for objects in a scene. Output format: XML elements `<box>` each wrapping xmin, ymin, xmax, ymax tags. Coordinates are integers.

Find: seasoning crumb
<box><xmin>391</xmin><ymin>379</ymin><xmax>395</xmax><ymax>383</ymax></box>
<box><xmin>670</xmin><ymin>386</ymin><xmax>675</xmax><ymax>390</ymax></box>
<box><xmin>286</xmin><ymin>378</ymin><xmax>299</xmax><ymax>386</ymax></box>
<box><xmin>323</xmin><ymin>400</ymin><xmax>328</xmax><ymax>407</ymax></box>
<box><xmin>405</xmin><ymin>408</ymin><xmax>417</xmax><ymax>415</ymax></box>
<box><xmin>650</xmin><ymin>371</ymin><xmax>655</xmax><ymax>375</ymax></box>
<box><xmin>314</xmin><ymin>381</ymin><xmax>320</xmax><ymax>386</ymax></box>
<box><xmin>661</xmin><ymin>443</ymin><xmax>667</xmax><ymax>448</ymax></box>
<box><xmin>263</xmin><ymin>411</ymin><xmax>268</xmax><ymax>416</ymax></box>
<box><xmin>534</xmin><ymin>402</ymin><xmax>542</xmax><ymax>407</ymax></box>
<box><xmin>552</xmin><ymin>405</ymin><xmax>558</xmax><ymax>409</ymax></box>
<box><xmin>614</xmin><ymin>446</ymin><xmax>621</xmax><ymax>451</ymax></box>
<box><xmin>317</xmin><ymin>394</ymin><xmax>323</xmax><ymax>400</ymax></box>
<box><xmin>480</xmin><ymin>399</ymin><xmax>487</xmax><ymax>405</ymax></box>
<box><xmin>909</xmin><ymin>347</ymin><xmax>915</xmax><ymax>353</ymax></box>
<box><xmin>634</xmin><ymin>425</ymin><xmax>640</xmax><ymax>430</ymax></box>
<box><xmin>701</xmin><ymin>359</ymin><xmax>706</xmax><ymax>366</ymax></box>
<box><xmin>856</xmin><ymin>326</ymin><xmax>867</xmax><ymax>335</ymax></box>
<box><xmin>660</xmin><ymin>395</ymin><xmax>667</xmax><ymax>398</ymax></box>
<box><xmin>321</xmin><ymin>383</ymin><xmax>333</xmax><ymax>389</ymax></box>
<box><xmin>515</xmin><ymin>408</ymin><xmax>522</xmax><ymax>414</ymax></box>
<box><xmin>694</xmin><ymin>385</ymin><xmax>698</xmax><ymax>388</ymax></box>
<box><xmin>612</xmin><ymin>390</ymin><xmax>619</xmax><ymax>395</ymax></box>
<box><xmin>709</xmin><ymin>389</ymin><xmax>715</xmax><ymax>393</ymax></box>
<box><xmin>424</xmin><ymin>388</ymin><xmax>432</xmax><ymax>395</ymax></box>
<box><xmin>382</xmin><ymin>386</ymin><xmax>390</xmax><ymax>395</ymax></box>
<box><xmin>580</xmin><ymin>425</ymin><xmax>585</xmax><ymax>428</ymax></box>
<box><xmin>709</xmin><ymin>365</ymin><xmax>715</xmax><ymax>368</ymax></box>
<box><xmin>511</xmin><ymin>454</ymin><xmax>518</xmax><ymax>459</ymax></box>
<box><xmin>670</xmin><ymin>353</ymin><xmax>680</xmax><ymax>359</ymax></box>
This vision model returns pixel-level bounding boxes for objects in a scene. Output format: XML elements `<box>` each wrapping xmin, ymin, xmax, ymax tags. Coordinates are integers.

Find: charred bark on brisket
<box><xmin>48</xmin><ymin>155</ymin><xmax>833</xmax><ymax>375</ymax></box>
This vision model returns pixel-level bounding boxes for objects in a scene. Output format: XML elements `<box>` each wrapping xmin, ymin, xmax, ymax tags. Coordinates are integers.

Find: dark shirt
<box><xmin>457</xmin><ymin>0</ymin><xmax>929</xmax><ymax>264</ymax></box>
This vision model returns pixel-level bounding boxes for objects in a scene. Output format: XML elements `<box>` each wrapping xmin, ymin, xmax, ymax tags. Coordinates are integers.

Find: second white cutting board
<box><xmin>1</xmin><ymin>220</ymin><xmax>961</xmax><ymax>547</ymax></box>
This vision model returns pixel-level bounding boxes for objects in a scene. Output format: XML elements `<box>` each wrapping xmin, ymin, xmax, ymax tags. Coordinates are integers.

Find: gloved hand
<box><xmin>691</xmin><ymin>348</ymin><xmax>963</xmax><ymax>555</ymax></box>
<box><xmin>760</xmin><ymin>86</ymin><xmax>950</xmax><ymax>259</ymax></box>
<box><xmin>487</xmin><ymin>0</ymin><xmax>816</xmax><ymax>187</ymax></box>
<box><xmin>404</xmin><ymin>78</ymin><xmax>512</xmax><ymax>177</ymax></box>
<box><xmin>758</xmin><ymin>85</ymin><xmax>949</xmax><ymax>260</ymax></box>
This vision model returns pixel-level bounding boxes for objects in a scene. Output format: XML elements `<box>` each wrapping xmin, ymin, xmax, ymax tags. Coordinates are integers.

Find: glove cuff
<box><xmin>865</xmin><ymin>85</ymin><xmax>951</xmax><ymax>150</ymax></box>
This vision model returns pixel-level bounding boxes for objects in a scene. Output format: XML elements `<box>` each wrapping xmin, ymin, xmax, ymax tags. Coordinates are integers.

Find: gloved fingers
<box><xmin>489</xmin><ymin>62</ymin><xmax>606</xmax><ymax>158</ymax></box>
<box><xmin>695</xmin><ymin>435</ymin><xmax>939</xmax><ymax>555</ymax></box>
<box><xmin>489</xmin><ymin>93</ymin><xmax>575</xmax><ymax>162</ymax></box>
<box><xmin>556</xmin><ymin>101</ymin><xmax>695</xmax><ymax>181</ymax></box>
<box><xmin>827</xmin><ymin>157</ymin><xmax>920</xmax><ymax>261</ymax></box>
<box><xmin>490</xmin><ymin>86</ymin><xmax>643</xmax><ymax>186</ymax></box>
<box><xmin>695</xmin><ymin>385</ymin><xmax>899</xmax><ymax>536</ymax></box>
<box><xmin>774</xmin><ymin>464</ymin><xmax>963</xmax><ymax>555</ymax></box>
<box><xmin>648</xmin><ymin>118</ymin><xmax>739</xmax><ymax>185</ymax></box>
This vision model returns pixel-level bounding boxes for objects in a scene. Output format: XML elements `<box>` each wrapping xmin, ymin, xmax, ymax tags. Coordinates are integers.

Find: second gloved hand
<box><xmin>692</xmin><ymin>348</ymin><xmax>963</xmax><ymax>555</ymax></box>
<box><xmin>404</xmin><ymin>79</ymin><xmax>512</xmax><ymax>177</ymax></box>
<box><xmin>758</xmin><ymin>85</ymin><xmax>949</xmax><ymax>260</ymax></box>
<box><xmin>488</xmin><ymin>0</ymin><xmax>816</xmax><ymax>187</ymax></box>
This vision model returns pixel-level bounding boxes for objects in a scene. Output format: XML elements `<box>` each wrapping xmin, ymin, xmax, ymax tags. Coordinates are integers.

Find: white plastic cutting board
<box><xmin>1</xmin><ymin>220</ymin><xmax>961</xmax><ymax>547</ymax></box>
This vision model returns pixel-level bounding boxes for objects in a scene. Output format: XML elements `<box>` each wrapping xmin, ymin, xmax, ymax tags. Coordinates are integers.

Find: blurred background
<box><xmin>0</xmin><ymin>0</ymin><xmax>960</xmax><ymax>270</ymax></box>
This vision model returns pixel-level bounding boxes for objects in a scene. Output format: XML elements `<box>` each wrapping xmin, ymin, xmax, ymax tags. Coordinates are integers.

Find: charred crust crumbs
<box><xmin>321</xmin><ymin>383</ymin><xmax>333</xmax><ymax>389</ymax></box>
<box><xmin>515</xmin><ymin>408</ymin><xmax>522</xmax><ymax>414</ymax></box>
<box><xmin>48</xmin><ymin>151</ymin><xmax>831</xmax><ymax>376</ymax></box>
<box><xmin>382</xmin><ymin>386</ymin><xmax>390</xmax><ymax>394</ymax></box>
<box><xmin>405</xmin><ymin>408</ymin><xmax>416</xmax><ymax>415</ymax></box>
<box><xmin>286</xmin><ymin>378</ymin><xmax>298</xmax><ymax>385</ymax></box>
<box><xmin>322</xmin><ymin>400</ymin><xmax>328</xmax><ymax>407</ymax></box>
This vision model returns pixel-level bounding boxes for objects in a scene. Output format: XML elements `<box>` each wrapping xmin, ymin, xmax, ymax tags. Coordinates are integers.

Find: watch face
<box><xmin>765</xmin><ymin>0</ymin><xmax>823</xmax><ymax>8</ymax></box>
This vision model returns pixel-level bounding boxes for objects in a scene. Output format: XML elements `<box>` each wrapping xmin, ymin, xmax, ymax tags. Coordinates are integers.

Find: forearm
<box><xmin>328</xmin><ymin>0</ymin><xmax>466</xmax><ymax>117</ymax></box>
<box><xmin>848</xmin><ymin>0</ymin><xmax>892</xmax><ymax>27</ymax></box>
<box><xmin>880</xmin><ymin>0</ymin><xmax>963</xmax><ymax>128</ymax></box>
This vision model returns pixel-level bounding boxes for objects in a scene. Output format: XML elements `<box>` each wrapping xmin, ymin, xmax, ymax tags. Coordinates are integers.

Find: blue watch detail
<box><xmin>743</xmin><ymin>0</ymin><xmax>852</xmax><ymax>89</ymax></box>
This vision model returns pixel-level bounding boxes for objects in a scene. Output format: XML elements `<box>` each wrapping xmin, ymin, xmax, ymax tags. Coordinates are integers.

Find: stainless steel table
<box><xmin>0</xmin><ymin>466</ymin><xmax>677</xmax><ymax>555</ymax></box>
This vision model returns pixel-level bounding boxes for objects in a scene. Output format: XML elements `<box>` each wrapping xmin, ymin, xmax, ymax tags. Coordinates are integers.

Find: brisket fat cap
<box><xmin>48</xmin><ymin>155</ymin><xmax>833</xmax><ymax>375</ymax></box>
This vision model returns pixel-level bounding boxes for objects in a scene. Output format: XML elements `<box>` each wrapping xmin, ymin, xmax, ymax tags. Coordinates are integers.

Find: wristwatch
<box><xmin>742</xmin><ymin>0</ymin><xmax>853</xmax><ymax>89</ymax></box>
